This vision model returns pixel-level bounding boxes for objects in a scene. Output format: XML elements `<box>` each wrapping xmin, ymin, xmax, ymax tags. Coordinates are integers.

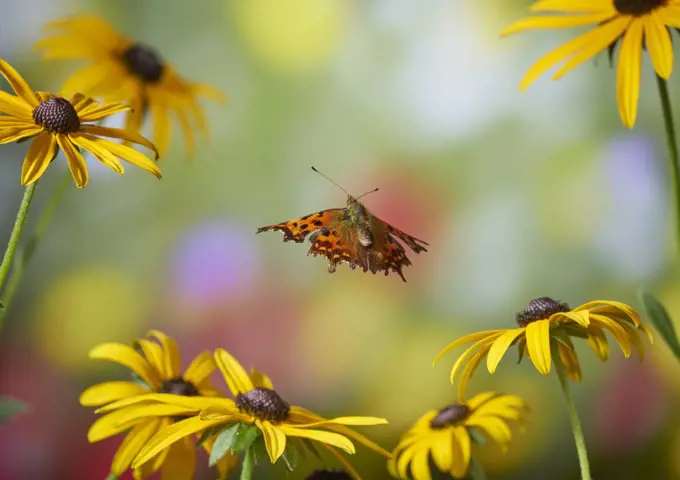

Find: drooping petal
<box><xmin>147</xmin><ymin>330</ymin><xmax>182</xmax><ymax>378</ymax></box>
<box><xmin>96</xmin><ymin>393</ymin><xmax>233</xmax><ymax>414</ymax></box>
<box><xmin>151</xmin><ymin>101</ymin><xmax>172</xmax><ymax>157</ymax></box>
<box><xmin>0</xmin><ymin>91</ymin><xmax>33</xmax><ymax>119</ymax></box>
<box><xmin>450</xmin><ymin>336</ymin><xmax>498</xmax><ymax>383</ymax></box>
<box><xmin>429</xmin><ymin>431</ymin><xmax>453</xmax><ymax>472</ymax></box>
<box><xmin>457</xmin><ymin>348</ymin><xmax>488</xmax><ymax>401</ymax></box>
<box><xmin>214</xmin><ymin>348</ymin><xmax>255</xmax><ymax>396</ymax></box>
<box><xmin>77</xmin><ymin>100</ymin><xmax>131</xmax><ymax>122</ymax></box>
<box><xmin>135</xmin><ymin>339</ymin><xmax>167</xmax><ymax>379</ymax></box>
<box><xmin>183</xmin><ymin>351</ymin><xmax>217</xmax><ymax>386</ymax></box>
<box><xmin>525</xmin><ymin>320</ymin><xmax>552</xmax><ymax>375</ymax></box>
<box><xmin>645</xmin><ymin>12</ymin><xmax>673</xmax><ymax>79</ymax></box>
<box><xmin>616</xmin><ymin>20</ymin><xmax>644</xmax><ymax>128</ymax></box>
<box><xmin>450</xmin><ymin>426</ymin><xmax>471</xmax><ymax>478</ymax></box>
<box><xmin>80</xmin><ymin>125</ymin><xmax>158</xmax><ymax>159</ymax></box>
<box><xmin>586</xmin><ymin>327</ymin><xmax>610</xmax><ymax>361</ymax></box>
<box><xmin>78</xmin><ymin>133</ymin><xmax>162</xmax><ymax>178</ymax></box>
<box><xmin>160</xmin><ymin>436</ymin><xmax>196</xmax><ymax>480</ymax></box>
<box><xmin>279</xmin><ymin>425</ymin><xmax>356</xmax><ymax>455</ymax></box>
<box><xmin>409</xmin><ymin>446</ymin><xmax>432</xmax><ymax>480</ymax></box>
<box><xmin>502</xmin><ymin>13</ymin><xmax>615</xmax><ymax>36</ymax></box>
<box><xmin>433</xmin><ymin>330</ymin><xmax>505</xmax><ymax>365</ymax></box>
<box><xmin>132</xmin><ymin>419</ymin><xmax>172</xmax><ymax>479</ymax></box>
<box><xmin>89</xmin><ymin>342</ymin><xmax>160</xmax><ymax>389</ymax></box>
<box><xmin>529</xmin><ymin>0</ymin><xmax>616</xmax><ymax>13</ymax></box>
<box><xmin>110</xmin><ymin>419</ymin><xmax>161</xmax><ymax>476</ymax></box>
<box><xmin>557</xmin><ymin>342</ymin><xmax>582</xmax><ymax>381</ymax></box>
<box><xmin>0</xmin><ymin>126</ymin><xmax>42</xmax><ymax>145</ymax></box>
<box><xmin>56</xmin><ymin>134</ymin><xmax>89</xmax><ymax>188</ymax></box>
<box><xmin>590</xmin><ymin>314</ymin><xmax>633</xmax><ymax>357</ymax></box>
<box><xmin>465</xmin><ymin>416</ymin><xmax>513</xmax><ymax>447</ymax></box>
<box><xmin>554</xmin><ymin>310</ymin><xmax>590</xmax><ymax>328</ymax></box>
<box><xmin>258</xmin><ymin>420</ymin><xmax>287</xmax><ymax>462</ymax></box>
<box><xmin>79</xmin><ymin>381</ymin><xmax>148</xmax><ymax>406</ymax></box>
<box><xmin>0</xmin><ymin>59</ymin><xmax>39</xmax><ymax>107</ymax></box>
<box><xmin>113</xmin><ymin>403</ymin><xmax>200</xmax><ymax>425</ymax></box>
<box><xmin>487</xmin><ymin>328</ymin><xmax>525</xmax><ymax>374</ymax></box>
<box><xmin>88</xmin><ymin>407</ymin><xmax>145</xmax><ymax>442</ymax></box>
<box><xmin>466</xmin><ymin>392</ymin><xmax>501</xmax><ymax>410</ymax></box>
<box><xmin>21</xmin><ymin>132</ymin><xmax>57</xmax><ymax>186</ymax></box>
<box><xmin>69</xmin><ymin>131</ymin><xmax>124</xmax><ymax>175</ymax></box>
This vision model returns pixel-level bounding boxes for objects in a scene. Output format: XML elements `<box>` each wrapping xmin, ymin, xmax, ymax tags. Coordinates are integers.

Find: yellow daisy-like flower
<box><xmin>389</xmin><ymin>392</ymin><xmax>528</xmax><ymax>480</ymax></box>
<box><xmin>0</xmin><ymin>58</ymin><xmax>159</xmax><ymax>188</ymax></box>
<box><xmin>107</xmin><ymin>348</ymin><xmax>390</xmax><ymax>478</ymax></box>
<box><xmin>81</xmin><ymin>331</ymin><xmax>236</xmax><ymax>480</ymax></box>
<box><xmin>435</xmin><ymin>298</ymin><xmax>653</xmax><ymax>399</ymax></box>
<box><xmin>36</xmin><ymin>16</ymin><xmax>224</xmax><ymax>157</ymax></box>
<box><xmin>502</xmin><ymin>0</ymin><xmax>680</xmax><ymax>128</ymax></box>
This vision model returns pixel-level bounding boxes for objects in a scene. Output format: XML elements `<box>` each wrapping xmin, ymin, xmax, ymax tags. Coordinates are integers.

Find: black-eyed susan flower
<box><xmin>389</xmin><ymin>392</ymin><xmax>528</xmax><ymax>480</ymax></box>
<box><xmin>106</xmin><ymin>348</ymin><xmax>389</xmax><ymax>477</ymax></box>
<box><xmin>81</xmin><ymin>331</ymin><xmax>237</xmax><ymax>480</ymax></box>
<box><xmin>36</xmin><ymin>16</ymin><xmax>225</xmax><ymax>157</ymax></box>
<box><xmin>435</xmin><ymin>298</ymin><xmax>653</xmax><ymax>399</ymax></box>
<box><xmin>0</xmin><ymin>59</ymin><xmax>160</xmax><ymax>188</ymax></box>
<box><xmin>502</xmin><ymin>0</ymin><xmax>680</xmax><ymax>128</ymax></box>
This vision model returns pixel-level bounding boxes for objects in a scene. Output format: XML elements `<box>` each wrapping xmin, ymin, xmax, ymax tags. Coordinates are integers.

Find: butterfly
<box><xmin>256</xmin><ymin>167</ymin><xmax>428</xmax><ymax>282</ymax></box>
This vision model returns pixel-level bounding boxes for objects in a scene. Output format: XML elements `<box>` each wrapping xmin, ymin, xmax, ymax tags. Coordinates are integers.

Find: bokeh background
<box><xmin>0</xmin><ymin>0</ymin><xmax>679</xmax><ymax>479</ymax></box>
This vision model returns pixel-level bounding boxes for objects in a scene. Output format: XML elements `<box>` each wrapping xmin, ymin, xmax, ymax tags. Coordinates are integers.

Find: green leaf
<box><xmin>639</xmin><ymin>290</ymin><xmax>680</xmax><ymax>361</ymax></box>
<box><xmin>196</xmin><ymin>426</ymin><xmax>221</xmax><ymax>449</ymax></box>
<box><xmin>281</xmin><ymin>443</ymin><xmax>298</xmax><ymax>472</ymax></box>
<box><xmin>105</xmin><ymin>474</ymin><xmax>118</xmax><ymax>480</ymax></box>
<box><xmin>210</xmin><ymin>423</ymin><xmax>242</xmax><ymax>466</ymax></box>
<box><xmin>0</xmin><ymin>397</ymin><xmax>27</xmax><ymax>426</ymax></box>
<box><xmin>468</xmin><ymin>427</ymin><xmax>487</xmax><ymax>446</ymax></box>
<box><xmin>240</xmin><ymin>446</ymin><xmax>255</xmax><ymax>480</ymax></box>
<box><xmin>0</xmin><ymin>300</ymin><xmax>4</xmax><ymax>311</ymax></box>
<box><xmin>299</xmin><ymin>437</ymin><xmax>322</xmax><ymax>461</ymax></box>
<box><xmin>250</xmin><ymin>436</ymin><xmax>268</xmax><ymax>466</ymax></box>
<box><xmin>230</xmin><ymin>424</ymin><xmax>260</xmax><ymax>454</ymax></box>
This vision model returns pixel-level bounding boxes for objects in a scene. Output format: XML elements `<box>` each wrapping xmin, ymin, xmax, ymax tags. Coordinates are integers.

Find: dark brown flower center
<box><xmin>305</xmin><ymin>470</ymin><xmax>353</xmax><ymax>480</ymax></box>
<box><xmin>158</xmin><ymin>377</ymin><xmax>199</xmax><ymax>396</ymax></box>
<box><xmin>613</xmin><ymin>0</ymin><xmax>666</xmax><ymax>15</ymax></box>
<box><xmin>430</xmin><ymin>404</ymin><xmax>470</xmax><ymax>429</ymax></box>
<box><xmin>235</xmin><ymin>387</ymin><xmax>290</xmax><ymax>422</ymax></box>
<box><xmin>516</xmin><ymin>297</ymin><xmax>570</xmax><ymax>327</ymax></box>
<box><xmin>32</xmin><ymin>97</ymin><xmax>80</xmax><ymax>133</ymax></box>
<box><xmin>122</xmin><ymin>43</ymin><xmax>165</xmax><ymax>83</ymax></box>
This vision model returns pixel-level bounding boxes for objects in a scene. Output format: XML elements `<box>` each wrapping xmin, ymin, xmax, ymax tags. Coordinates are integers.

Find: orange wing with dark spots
<box><xmin>378</xmin><ymin>219</ymin><xmax>429</xmax><ymax>254</ymax></box>
<box><xmin>256</xmin><ymin>209</ymin><xmax>345</xmax><ymax>243</ymax></box>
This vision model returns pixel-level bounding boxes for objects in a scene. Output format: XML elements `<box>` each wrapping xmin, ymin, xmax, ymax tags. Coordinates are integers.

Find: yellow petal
<box><xmin>465</xmin><ymin>416</ymin><xmax>512</xmax><ymax>447</ymax></box>
<box><xmin>280</xmin><ymin>425</ymin><xmax>356</xmax><ymax>455</ymax></box>
<box><xmin>645</xmin><ymin>12</ymin><xmax>673</xmax><ymax>79</ymax></box>
<box><xmin>79</xmin><ymin>133</ymin><xmax>162</xmax><ymax>178</ymax></box>
<box><xmin>519</xmin><ymin>16</ymin><xmax>630</xmax><ymax>91</ymax></box>
<box><xmin>184</xmin><ymin>351</ymin><xmax>217</xmax><ymax>386</ymax></box>
<box><xmin>258</xmin><ymin>420</ymin><xmax>287</xmax><ymax>462</ymax></box>
<box><xmin>466</xmin><ymin>392</ymin><xmax>501</xmax><ymax>410</ymax></box>
<box><xmin>433</xmin><ymin>330</ymin><xmax>504</xmax><ymax>366</ymax></box>
<box><xmin>111</xmin><ymin>419</ymin><xmax>161</xmax><ymax>476</ymax></box>
<box><xmin>590</xmin><ymin>314</ymin><xmax>632</xmax><ymax>357</ymax></box>
<box><xmin>430</xmin><ymin>431</ymin><xmax>453</xmax><ymax>472</ymax></box>
<box><xmin>450</xmin><ymin>426</ymin><xmax>471</xmax><ymax>478</ymax></box>
<box><xmin>96</xmin><ymin>393</ymin><xmax>232</xmax><ymax>414</ymax></box>
<box><xmin>487</xmin><ymin>328</ymin><xmax>525</xmax><ymax>374</ymax></box>
<box><xmin>133</xmin><ymin>416</ymin><xmax>225</xmax><ymax>468</ymax></box>
<box><xmin>250</xmin><ymin>369</ymin><xmax>275</xmax><ymax>390</ymax></box>
<box><xmin>59</xmin><ymin>62</ymin><xmax>121</xmax><ymax>98</ymax></box>
<box><xmin>292</xmin><ymin>416</ymin><xmax>388</xmax><ymax>428</ymax></box>
<box><xmin>617</xmin><ymin>20</ymin><xmax>644</xmax><ymax>128</ymax></box>
<box><xmin>159</xmin><ymin>436</ymin><xmax>196</xmax><ymax>480</ymax></box>
<box><xmin>450</xmin><ymin>336</ymin><xmax>497</xmax><ymax>383</ymax></box>
<box><xmin>88</xmin><ymin>342</ymin><xmax>160</xmax><ymax>389</ymax></box>
<box><xmin>135</xmin><ymin>339</ymin><xmax>167</xmax><ymax>379</ymax></box>
<box><xmin>529</xmin><ymin>0</ymin><xmax>616</xmax><ymax>13</ymax></box>
<box><xmin>113</xmin><ymin>403</ymin><xmax>199</xmax><ymax>425</ymax></box>
<box><xmin>80</xmin><ymin>125</ymin><xmax>159</xmax><ymax>159</ymax></box>
<box><xmin>192</xmin><ymin>81</ymin><xmax>226</xmax><ymax>102</ymax></box>
<box><xmin>525</xmin><ymin>320</ymin><xmax>552</xmax><ymax>375</ymax></box>
<box><xmin>501</xmin><ymin>13</ymin><xmax>615</xmax><ymax>36</ymax></box>
<box><xmin>77</xmin><ymin>100</ymin><xmax>131</xmax><ymax>122</ymax></box>
<box><xmin>21</xmin><ymin>132</ymin><xmax>56</xmax><ymax>186</ymax></box>
<box><xmin>214</xmin><ymin>348</ymin><xmax>255</xmax><ymax>396</ymax></box>
<box><xmin>0</xmin><ymin>59</ymin><xmax>39</xmax><ymax>107</ymax></box>
<box><xmin>70</xmin><ymin>93</ymin><xmax>97</xmax><ymax>111</ymax></box>
<box><xmin>133</xmin><ymin>418</ymin><xmax>172</xmax><ymax>479</ymax></box>
<box><xmin>151</xmin><ymin>102</ymin><xmax>172</xmax><ymax>157</ymax></box>
<box><xmin>558</xmin><ymin>342</ymin><xmax>582</xmax><ymax>381</ymax></box>
<box><xmin>88</xmin><ymin>407</ymin><xmax>143</xmax><ymax>442</ymax></box>
<box><xmin>575</xmin><ymin>301</ymin><xmax>640</xmax><ymax>325</ymax></box>
<box><xmin>457</xmin><ymin>348</ymin><xmax>488</xmax><ymax>401</ymax></box>
<box><xmin>147</xmin><ymin>330</ymin><xmax>182</xmax><ymax>378</ymax></box>
<box><xmin>0</xmin><ymin>117</ymin><xmax>35</xmax><ymax>128</ymax></box>
<box><xmin>555</xmin><ymin>310</ymin><xmax>590</xmax><ymax>327</ymax></box>
<box><xmin>0</xmin><ymin>126</ymin><xmax>42</xmax><ymax>145</ymax></box>
<box><xmin>410</xmin><ymin>447</ymin><xmax>432</xmax><ymax>480</ymax></box>
<box><xmin>586</xmin><ymin>328</ymin><xmax>609</xmax><ymax>360</ymax></box>
<box><xmin>68</xmin><ymin>131</ymin><xmax>124</xmax><ymax>175</ymax></box>
<box><xmin>0</xmin><ymin>91</ymin><xmax>33</xmax><ymax>119</ymax></box>
<box><xmin>56</xmin><ymin>134</ymin><xmax>88</xmax><ymax>188</ymax></box>
<box><xmin>618</xmin><ymin>322</ymin><xmax>646</xmax><ymax>360</ymax></box>
<box><xmin>80</xmin><ymin>381</ymin><xmax>148</xmax><ymax>407</ymax></box>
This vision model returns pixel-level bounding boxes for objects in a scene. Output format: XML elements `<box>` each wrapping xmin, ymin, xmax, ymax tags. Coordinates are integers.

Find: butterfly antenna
<box><xmin>311</xmin><ymin>166</ymin><xmax>352</xmax><ymax>197</ymax></box>
<box><xmin>356</xmin><ymin>188</ymin><xmax>379</xmax><ymax>200</ymax></box>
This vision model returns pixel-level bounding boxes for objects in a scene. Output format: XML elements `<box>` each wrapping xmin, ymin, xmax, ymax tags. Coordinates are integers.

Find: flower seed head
<box><xmin>123</xmin><ymin>43</ymin><xmax>165</xmax><ymax>83</ymax></box>
<box><xmin>516</xmin><ymin>297</ymin><xmax>570</xmax><ymax>327</ymax></box>
<box><xmin>305</xmin><ymin>470</ymin><xmax>353</xmax><ymax>480</ymax></box>
<box><xmin>430</xmin><ymin>404</ymin><xmax>470</xmax><ymax>429</ymax></box>
<box><xmin>236</xmin><ymin>387</ymin><xmax>290</xmax><ymax>422</ymax></box>
<box><xmin>158</xmin><ymin>377</ymin><xmax>199</xmax><ymax>396</ymax></box>
<box><xmin>32</xmin><ymin>97</ymin><xmax>80</xmax><ymax>133</ymax></box>
<box><xmin>613</xmin><ymin>0</ymin><xmax>667</xmax><ymax>16</ymax></box>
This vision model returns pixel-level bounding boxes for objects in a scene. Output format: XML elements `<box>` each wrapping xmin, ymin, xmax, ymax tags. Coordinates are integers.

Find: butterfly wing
<box><xmin>256</xmin><ymin>209</ymin><xmax>345</xmax><ymax>243</ymax></box>
<box><xmin>376</xmin><ymin>219</ymin><xmax>429</xmax><ymax>253</ymax></box>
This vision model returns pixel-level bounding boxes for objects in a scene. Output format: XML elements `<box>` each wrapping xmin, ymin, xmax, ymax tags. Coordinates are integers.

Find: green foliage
<box><xmin>240</xmin><ymin>447</ymin><xmax>255</xmax><ymax>480</ymax></box>
<box><xmin>468</xmin><ymin>427</ymin><xmax>487</xmax><ymax>447</ymax></box>
<box><xmin>196</xmin><ymin>425</ymin><xmax>220</xmax><ymax>449</ymax></box>
<box><xmin>209</xmin><ymin>422</ymin><xmax>260</xmax><ymax>467</ymax></box>
<box><xmin>105</xmin><ymin>474</ymin><xmax>118</xmax><ymax>480</ymax></box>
<box><xmin>639</xmin><ymin>290</ymin><xmax>680</xmax><ymax>361</ymax></box>
<box><xmin>0</xmin><ymin>397</ymin><xmax>27</xmax><ymax>426</ymax></box>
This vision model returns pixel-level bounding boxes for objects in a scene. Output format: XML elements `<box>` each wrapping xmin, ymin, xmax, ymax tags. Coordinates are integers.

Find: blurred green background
<box><xmin>1</xmin><ymin>0</ymin><xmax>679</xmax><ymax>478</ymax></box>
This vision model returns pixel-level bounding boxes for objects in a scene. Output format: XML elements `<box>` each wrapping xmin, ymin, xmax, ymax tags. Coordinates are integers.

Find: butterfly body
<box><xmin>257</xmin><ymin>195</ymin><xmax>428</xmax><ymax>282</ymax></box>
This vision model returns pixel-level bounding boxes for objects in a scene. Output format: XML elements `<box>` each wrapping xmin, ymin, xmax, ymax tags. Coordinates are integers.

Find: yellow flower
<box><xmin>389</xmin><ymin>392</ymin><xmax>528</xmax><ymax>480</ymax></box>
<box><xmin>80</xmin><ymin>330</ymin><xmax>236</xmax><ymax>480</ymax></box>
<box><xmin>435</xmin><ymin>298</ymin><xmax>653</xmax><ymax>399</ymax></box>
<box><xmin>0</xmin><ymin>59</ymin><xmax>159</xmax><ymax>188</ymax></box>
<box><xmin>109</xmin><ymin>348</ymin><xmax>390</xmax><ymax>477</ymax></box>
<box><xmin>36</xmin><ymin>16</ymin><xmax>224</xmax><ymax>157</ymax></box>
<box><xmin>502</xmin><ymin>0</ymin><xmax>680</xmax><ymax>128</ymax></box>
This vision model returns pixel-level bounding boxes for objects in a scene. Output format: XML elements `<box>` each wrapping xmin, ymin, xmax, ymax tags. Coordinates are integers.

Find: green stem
<box><xmin>0</xmin><ymin>172</ymin><xmax>70</xmax><ymax>330</ymax></box>
<box><xmin>468</xmin><ymin>455</ymin><xmax>487</xmax><ymax>480</ymax></box>
<box><xmin>553</xmin><ymin>346</ymin><xmax>591</xmax><ymax>480</ymax></box>
<box><xmin>0</xmin><ymin>183</ymin><xmax>37</xmax><ymax>302</ymax></box>
<box><xmin>656</xmin><ymin>75</ymin><xmax>680</xmax><ymax>254</ymax></box>
<box><xmin>240</xmin><ymin>446</ymin><xmax>254</xmax><ymax>480</ymax></box>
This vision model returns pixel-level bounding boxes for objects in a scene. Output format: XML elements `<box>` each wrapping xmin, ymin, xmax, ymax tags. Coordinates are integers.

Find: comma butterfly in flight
<box><xmin>256</xmin><ymin>167</ymin><xmax>428</xmax><ymax>282</ymax></box>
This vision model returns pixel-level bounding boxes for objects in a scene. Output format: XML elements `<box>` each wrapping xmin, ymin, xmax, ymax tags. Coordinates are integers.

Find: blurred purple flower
<box><xmin>169</xmin><ymin>221</ymin><xmax>259</xmax><ymax>304</ymax></box>
<box><xmin>593</xmin><ymin>133</ymin><xmax>667</xmax><ymax>279</ymax></box>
